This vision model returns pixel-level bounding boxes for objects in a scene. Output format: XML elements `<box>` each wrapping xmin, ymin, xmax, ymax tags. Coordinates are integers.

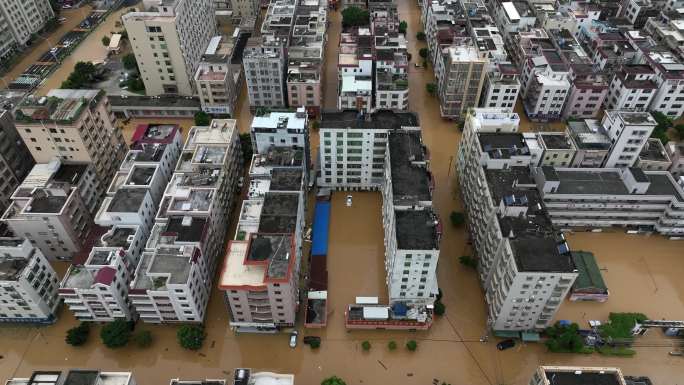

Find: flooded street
<box><xmin>1</xmin><ymin>1</ymin><xmax>684</xmax><ymax>384</ymax></box>
<box><xmin>35</xmin><ymin>7</ymin><xmax>131</xmax><ymax>96</ymax></box>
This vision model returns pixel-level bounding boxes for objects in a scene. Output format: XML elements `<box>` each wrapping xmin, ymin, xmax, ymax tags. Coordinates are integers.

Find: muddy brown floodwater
<box><xmin>1</xmin><ymin>1</ymin><xmax>684</xmax><ymax>385</ymax></box>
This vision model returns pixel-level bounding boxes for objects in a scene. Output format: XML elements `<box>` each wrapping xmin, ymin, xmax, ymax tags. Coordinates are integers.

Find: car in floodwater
<box><xmin>289</xmin><ymin>330</ymin><xmax>298</xmax><ymax>348</ymax></box>
<box><xmin>496</xmin><ymin>339</ymin><xmax>515</xmax><ymax>350</ymax></box>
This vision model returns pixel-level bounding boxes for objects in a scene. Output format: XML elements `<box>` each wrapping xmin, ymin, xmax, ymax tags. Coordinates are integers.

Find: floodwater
<box><xmin>0</xmin><ymin>6</ymin><xmax>93</xmax><ymax>89</ymax></box>
<box><xmin>34</xmin><ymin>7</ymin><xmax>132</xmax><ymax>96</ymax></box>
<box><xmin>2</xmin><ymin>1</ymin><xmax>684</xmax><ymax>385</ymax></box>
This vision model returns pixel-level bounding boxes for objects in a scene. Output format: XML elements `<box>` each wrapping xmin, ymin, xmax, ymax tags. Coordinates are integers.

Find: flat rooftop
<box><xmin>165</xmin><ymin>216</ymin><xmax>208</xmax><ymax>243</ymax></box>
<box><xmin>108</xmin><ymin>188</ymin><xmax>147</xmax><ymax>213</ymax></box>
<box><xmin>321</xmin><ymin>110</ymin><xmax>418</xmax><ymax>130</ymax></box>
<box><xmin>97</xmin><ymin>226</ymin><xmax>136</xmax><ymax>248</ymax></box>
<box><xmin>540</xmin><ymin>133</ymin><xmax>573</xmax><ymax>150</ymax></box>
<box><xmin>479</xmin><ymin>133</ymin><xmax>530</xmax><ymax>159</ymax></box>
<box><xmin>544</xmin><ymin>370</ymin><xmax>622</xmax><ymax>385</ymax></box>
<box><xmin>388</xmin><ymin>132</ymin><xmax>431</xmax><ymax>202</ymax></box>
<box><xmin>148</xmin><ymin>246</ymin><xmax>194</xmax><ymax>285</ymax></box>
<box><xmin>258</xmin><ymin>193</ymin><xmax>299</xmax><ymax>233</ymax></box>
<box><xmin>127</xmin><ymin>143</ymin><xmax>168</xmax><ymax>163</ymax></box>
<box><xmin>251</xmin><ymin>147</ymin><xmax>304</xmax><ymax>171</ymax></box>
<box><xmin>52</xmin><ymin>163</ymin><xmax>88</xmax><ymax>184</ymax></box>
<box><xmin>62</xmin><ymin>371</ymin><xmax>99</xmax><ymax>385</ymax></box>
<box><xmin>26</xmin><ymin>191</ymin><xmax>68</xmax><ymax>214</ymax></box>
<box><xmin>270</xmin><ymin>168</ymin><xmax>303</xmax><ymax>191</ymax></box>
<box><xmin>567</xmin><ymin>121</ymin><xmax>611</xmax><ymax>151</ymax></box>
<box><xmin>220</xmin><ymin>241</ymin><xmax>265</xmax><ymax>288</ymax></box>
<box><xmin>131</xmin><ymin>123</ymin><xmax>179</xmax><ymax>145</ymax></box>
<box><xmin>128</xmin><ymin>166</ymin><xmax>156</xmax><ymax>186</ymax></box>
<box><xmin>394</xmin><ymin>209</ymin><xmax>439</xmax><ymax>250</ymax></box>
<box><xmin>639</xmin><ymin>139</ymin><xmax>670</xmax><ymax>162</ymax></box>
<box><xmin>248</xmin><ymin>234</ymin><xmax>293</xmax><ymax>280</ymax></box>
<box><xmin>0</xmin><ymin>257</ymin><xmax>29</xmax><ymax>281</ymax></box>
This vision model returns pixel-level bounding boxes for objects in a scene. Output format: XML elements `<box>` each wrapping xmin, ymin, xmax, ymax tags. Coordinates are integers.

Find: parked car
<box><xmin>237</xmin><ymin>177</ymin><xmax>245</xmax><ymax>189</ymax></box>
<box><xmin>289</xmin><ymin>331</ymin><xmax>298</xmax><ymax>348</ymax></box>
<box><xmin>496</xmin><ymin>339</ymin><xmax>515</xmax><ymax>351</ymax></box>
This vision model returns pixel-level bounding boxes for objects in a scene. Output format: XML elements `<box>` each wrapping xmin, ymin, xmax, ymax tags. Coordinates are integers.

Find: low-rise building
<box><xmin>463</xmin><ymin>108</ymin><xmax>521</xmax><ymax>133</ymax></box>
<box><xmin>230</xmin><ymin>369</ymin><xmax>294</xmax><ymax>385</ymax></box>
<box><xmin>480</xmin><ymin>63</ymin><xmax>521</xmax><ymax>110</ymax></box>
<box><xmin>536</xmin><ymin>132</ymin><xmax>577</xmax><ymax>167</ymax></box>
<box><xmin>566</xmin><ymin>120</ymin><xmax>611</xmax><ymax>167</ymax></box>
<box><xmin>530</xmin><ymin>366</ymin><xmax>631</xmax><ymax>385</ymax></box>
<box><xmin>535</xmin><ymin>166</ymin><xmax>684</xmax><ymax>236</ymax></box>
<box><xmin>250</xmin><ymin>109</ymin><xmax>308</xmax><ymax>152</ymax></box>
<box><xmin>666</xmin><ymin>141</ymin><xmax>684</xmax><ymax>177</ymax></box>
<box><xmin>317</xmin><ymin>110</ymin><xmax>419</xmax><ymax>190</ymax></box>
<box><xmin>338</xmin><ymin>76</ymin><xmax>373</xmax><ymax>113</ymax></box>
<box><xmin>195</xmin><ymin>35</ymin><xmax>245</xmax><ymax>116</ymax></box>
<box><xmin>0</xmin><ymin>238</ymin><xmax>59</xmax><ymax>323</ymax></box>
<box><xmin>5</xmin><ymin>370</ymin><xmax>135</xmax><ymax>385</ymax></box>
<box><xmin>2</xmin><ymin>160</ymin><xmax>97</xmax><ymax>260</ymax></box>
<box><xmin>130</xmin><ymin>120</ymin><xmax>242</xmax><ymax>323</ymax></box>
<box><xmin>638</xmin><ymin>138</ymin><xmax>672</xmax><ymax>171</ymax></box>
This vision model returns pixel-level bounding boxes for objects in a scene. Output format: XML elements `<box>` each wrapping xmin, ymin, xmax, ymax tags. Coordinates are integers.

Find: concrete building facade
<box><xmin>123</xmin><ymin>0</ymin><xmax>217</xmax><ymax>96</ymax></box>
<box><xmin>0</xmin><ymin>110</ymin><xmax>34</xmax><ymax>216</ymax></box>
<box><xmin>0</xmin><ymin>0</ymin><xmax>54</xmax><ymax>64</ymax></box>
<box><xmin>195</xmin><ymin>35</ymin><xmax>245</xmax><ymax>116</ymax></box>
<box><xmin>601</xmin><ymin>111</ymin><xmax>657</xmax><ymax>168</ymax></box>
<box><xmin>436</xmin><ymin>45</ymin><xmax>488</xmax><ymax>120</ymax></box>
<box><xmin>604</xmin><ymin>65</ymin><xmax>657</xmax><ymax>112</ymax></box>
<box><xmin>243</xmin><ymin>36</ymin><xmax>288</xmax><ymax>108</ymax></box>
<box><xmin>0</xmin><ymin>238</ymin><xmax>60</xmax><ymax>323</ymax></box>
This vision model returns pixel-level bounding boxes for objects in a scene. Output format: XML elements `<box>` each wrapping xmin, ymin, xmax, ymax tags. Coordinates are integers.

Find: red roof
<box><xmin>94</xmin><ymin>266</ymin><xmax>117</xmax><ymax>285</ymax></box>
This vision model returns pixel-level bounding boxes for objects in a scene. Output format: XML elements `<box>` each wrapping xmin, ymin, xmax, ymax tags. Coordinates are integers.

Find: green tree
<box><xmin>406</xmin><ymin>340</ymin><xmax>418</xmax><ymax>351</ymax></box>
<box><xmin>102</xmin><ymin>36</ymin><xmax>111</xmax><ymax>46</ymax></box>
<box><xmin>61</xmin><ymin>61</ymin><xmax>97</xmax><ymax>89</ymax></box>
<box><xmin>65</xmin><ymin>322</ymin><xmax>90</xmax><ymax>346</ymax></box>
<box><xmin>419</xmin><ymin>48</ymin><xmax>429</xmax><ymax>59</ymax></box>
<box><xmin>361</xmin><ymin>340</ymin><xmax>371</xmax><ymax>351</ymax></box>
<box><xmin>309</xmin><ymin>338</ymin><xmax>321</xmax><ymax>349</ymax></box>
<box><xmin>459</xmin><ymin>255</ymin><xmax>477</xmax><ymax>269</ymax></box>
<box><xmin>311</xmin><ymin>120</ymin><xmax>320</xmax><ymax>130</ymax></box>
<box><xmin>434</xmin><ymin>300</ymin><xmax>446</xmax><ymax>316</ymax></box>
<box><xmin>426</xmin><ymin>83</ymin><xmax>437</xmax><ymax>95</ymax></box>
<box><xmin>675</xmin><ymin>124</ymin><xmax>684</xmax><ymax>139</ymax></box>
<box><xmin>342</xmin><ymin>6</ymin><xmax>370</xmax><ymax>27</ymax></box>
<box><xmin>416</xmin><ymin>31</ymin><xmax>426</xmax><ymax>41</ymax></box>
<box><xmin>321</xmin><ymin>377</ymin><xmax>347</xmax><ymax>385</ymax></box>
<box><xmin>122</xmin><ymin>53</ymin><xmax>138</xmax><ymax>71</ymax></box>
<box><xmin>399</xmin><ymin>21</ymin><xmax>408</xmax><ymax>34</ymax></box>
<box><xmin>177</xmin><ymin>325</ymin><xmax>205</xmax><ymax>350</ymax></box>
<box><xmin>133</xmin><ymin>330</ymin><xmax>153</xmax><ymax>348</ymax></box>
<box><xmin>450</xmin><ymin>211</ymin><xmax>465</xmax><ymax>226</ymax></box>
<box><xmin>49</xmin><ymin>0</ymin><xmax>61</xmax><ymax>14</ymax></box>
<box><xmin>388</xmin><ymin>340</ymin><xmax>397</xmax><ymax>350</ymax></box>
<box><xmin>100</xmin><ymin>319</ymin><xmax>131</xmax><ymax>348</ymax></box>
<box><xmin>240</xmin><ymin>132</ymin><xmax>253</xmax><ymax>164</ymax></box>
<box><xmin>194</xmin><ymin>111</ymin><xmax>211</xmax><ymax>126</ymax></box>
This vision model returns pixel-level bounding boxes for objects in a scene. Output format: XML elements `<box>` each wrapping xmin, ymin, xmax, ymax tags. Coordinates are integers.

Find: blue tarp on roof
<box><xmin>311</xmin><ymin>201</ymin><xmax>331</xmax><ymax>256</ymax></box>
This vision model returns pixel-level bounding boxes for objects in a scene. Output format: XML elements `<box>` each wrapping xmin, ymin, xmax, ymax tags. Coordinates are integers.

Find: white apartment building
<box><xmin>566</xmin><ymin>120</ymin><xmax>611</xmax><ymax>167</ymax></box>
<box><xmin>666</xmin><ymin>142</ymin><xmax>684</xmax><ymax>177</ymax></box>
<box><xmin>638</xmin><ymin>138</ymin><xmax>672</xmax><ymax>171</ymax></box>
<box><xmin>480</xmin><ymin>63</ymin><xmax>521</xmax><ymax>110</ymax></box>
<box><xmin>0</xmin><ymin>0</ymin><xmax>54</xmax><ymax>63</ymax></box>
<box><xmin>374</xmin><ymin>32</ymin><xmax>409</xmax><ymax>111</ymax></box>
<box><xmin>494</xmin><ymin>1</ymin><xmax>536</xmax><ymax>39</ymax></box>
<box><xmin>195</xmin><ymin>35</ymin><xmax>244</xmax><ymax>116</ymax></box>
<box><xmin>436</xmin><ymin>45</ymin><xmax>488</xmax><ymax>120</ymax></box>
<box><xmin>605</xmin><ymin>65</ymin><xmax>658</xmax><ymax>112</ymax></box>
<box><xmin>338</xmin><ymin>76</ymin><xmax>373</xmax><ymax>113</ymax></box>
<box><xmin>0</xmin><ymin>110</ymin><xmax>34</xmax><ymax>216</ymax></box>
<box><xmin>520</xmin><ymin>55</ymin><xmax>570</xmax><ymax>122</ymax></box>
<box><xmin>422</xmin><ymin>0</ymin><xmax>464</xmax><ymax>67</ymax></box>
<box><xmin>643</xmin><ymin>17</ymin><xmax>684</xmax><ymax>60</ymax></box>
<box><xmin>123</xmin><ymin>0</ymin><xmax>217</xmax><ymax>96</ymax></box>
<box><xmin>317</xmin><ymin>110</ymin><xmax>419</xmax><ymax>190</ymax></box>
<box><xmin>621</xmin><ymin>0</ymin><xmax>658</xmax><ymax>29</ymax></box>
<box><xmin>530</xmin><ymin>366</ymin><xmax>630</xmax><ymax>385</ymax></box>
<box><xmin>381</xmin><ymin>130</ymin><xmax>440</xmax><ymax>306</ymax></box>
<box><xmin>457</xmin><ymin>123</ymin><xmax>577</xmax><ymax>332</ymax></box>
<box><xmin>5</xmin><ymin>370</ymin><xmax>136</xmax><ymax>385</ymax></box>
<box><xmin>601</xmin><ymin>111</ymin><xmax>657</xmax><ymax>168</ymax></box>
<box><xmin>250</xmin><ymin>109</ymin><xmax>308</xmax><ymax>156</ymax></box>
<box><xmin>2</xmin><ymin>160</ymin><xmax>97</xmax><ymax>261</ymax></box>
<box><xmin>535</xmin><ymin>166</ymin><xmax>684</xmax><ymax>236</ymax></box>
<box><xmin>243</xmin><ymin>36</ymin><xmax>287</xmax><ymax>108</ymax></box>
<box><xmin>644</xmin><ymin>50</ymin><xmax>684</xmax><ymax>119</ymax></box>
<box><xmin>130</xmin><ymin>120</ymin><xmax>242</xmax><ymax>323</ymax></box>
<box><xmin>0</xmin><ymin>238</ymin><xmax>59</xmax><ymax>323</ymax></box>
<box><xmin>221</xmin><ymin>149</ymin><xmax>305</xmax><ymax>332</ymax></box>
<box><xmin>463</xmin><ymin>108</ymin><xmax>521</xmax><ymax>133</ymax></box>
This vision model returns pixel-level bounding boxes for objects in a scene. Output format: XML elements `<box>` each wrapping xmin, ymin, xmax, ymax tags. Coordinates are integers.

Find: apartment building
<box><xmin>374</xmin><ymin>33</ymin><xmax>410</xmax><ymax>111</ymax></box>
<box><xmin>643</xmin><ymin>50</ymin><xmax>684</xmax><ymax>119</ymax></box>
<box><xmin>5</xmin><ymin>370</ymin><xmax>136</xmax><ymax>385</ymax></box>
<box><xmin>250</xmin><ymin>109</ymin><xmax>309</xmax><ymax>168</ymax></box>
<box><xmin>228</xmin><ymin>369</ymin><xmax>294</xmax><ymax>385</ymax></box>
<box><xmin>535</xmin><ymin>166</ymin><xmax>684</xmax><ymax>236</ymax></box>
<box><xmin>14</xmin><ymin>89</ymin><xmax>128</xmax><ymax>203</ymax></box>
<box><xmin>317</xmin><ymin>110</ymin><xmax>419</xmax><ymax>190</ymax></box>
<box><xmin>381</xmin><ymin>130</ymin><xmax>440</xmax><ymax>307</ymax></box>
<box><xmin>0</xmin><ymin>110</ymin><xmax>34</xmax><ymax>216</ymax></box>
<box><xmin>666</xmin><ymin>141</ymin><xmax>684</xmax><ymax>177</ymax></box>
<box><xmin>601</xmin><ymin>110</ymin><xmax>657</xmax><ymax>168</ymax></box>
<box><xmin>562</xmin><ymin>69</ymin><xmax>608</xmax><ymax>119</ymax></box>
<box><xmin>520</xmin><ymin>54</ymin><xmax>570</xmax><ymax>122</ymax></box>
<box><xmin>436</xmin><ymin>45</ymin><xmax>488</xmax><ymax>120</ymax></box>
<box><xmin>59</xmin><ymin>125</ymin><xmax>182</xmax><ymax>322</ymax></box>
<box><xmin>621</xmin><ymin>0</ymin><xmax>658</xmax><ymax>29</ymax></box>
<box><xmin>423</xmin><ymin>0</ymin><xmax>468</xmax><ymax>67</ymax></box>
<box><xmin>195</xmin><ymin>35</ymin><xmax>245</xmax><ymax>116</ymax></box>
<box><xmin>123</xmin><ymin>0</ymin><xmax>217</xmax><ymax>96</ymax></box>
<box><xmin>130</xmin><ymin>120</ymin><xmax>242</xmax><ymax>323</ymax></box>
<box><xmin>0</xmin><ymin>0</ymin><xmax>54</xmax><ymax>64</ymax></box>
<box><xmin>605</xmin><ymin>65</ymin><xmax>658</xmax><ymax>112</ymax></box>
<box><xmin>243</xmin><ymin>35</ymin><xmax>288</xmax><ymax>108</ymax></box>
<box><xmin>493</xmin><ymin>0</ymin><xmax>537</xmax><ymax>40</ymax></box>
<box><xmin>536</xmin><ymin>132</ymin><xmax>577</xmax><ymax>167</ymax></box>
<box><xmin>566</xmin><ymin>120</ymin><xmax>611</xmax><ymax>167</ymax></box>
<box><xmin>221</xmin><ymin>149</ymin><xmax>305</xmax><ymax>332</ymax></box>
<box><xmin>637</xmin><ymin>138</ymin><xmax>673</xmax><ymax>171</ymax></box>
<box><xmin>457</xmin><ymin>121</ymin><xmax>577</xmax><ymax>332</ymax></box>
<box><xmin>480</xmin><ymin>63</ymin><xmax>521</xmax><ymax>110</ymax></box>
<box><xmin>338</xmin><ymin>28</ymin><xmax>374</xmax><ymax>113</ymax></box>
<box><xmin>0</xmin><ymin>238</ymin><xmax>59</xmax><ymax>323</ymax></box>
<box><xmin>463</xmin><ymin>108</ymin><xmax>521</xmax><ymax>134</ymax></box>
<box><xmin>2</xmin><ymin>160</ymin><xmax>97</xmax><ymax>261</ymax></box>
<box><xmin>643</xmin><ymin>17</ymin><xmax>684</xmax><ymax>60</ymax></box>
<box><xmin>530</xmin><ymin>366</ymin><xmax>632</xmax><ymax>385</ymax></box>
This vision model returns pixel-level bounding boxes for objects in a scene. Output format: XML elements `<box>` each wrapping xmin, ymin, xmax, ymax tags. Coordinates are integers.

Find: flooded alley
<box><xmin>1</xmin><ymin>1</ymin><xmax>684</xmax><ymax>385</ymax></box>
